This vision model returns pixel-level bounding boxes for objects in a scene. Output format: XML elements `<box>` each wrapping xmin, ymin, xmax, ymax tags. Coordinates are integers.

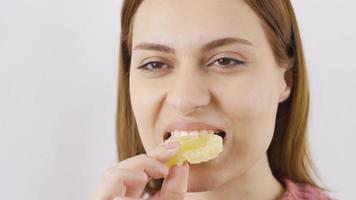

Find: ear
<box><xmin>278</xmin><ymin>68</ymin><xmax>293</xmax><ymax>103</ymax></box>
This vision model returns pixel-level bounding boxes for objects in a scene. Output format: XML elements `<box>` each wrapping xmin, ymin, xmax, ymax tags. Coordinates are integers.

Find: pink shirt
<box><xmin>148</xmin><ymin>179</ymin><xmax>334</xmax><ymax>199</ymax></box>
<box><xmin>280</xmin><ymin>179</ymin><xmax>334</xmax><ymax>200</ymax></box>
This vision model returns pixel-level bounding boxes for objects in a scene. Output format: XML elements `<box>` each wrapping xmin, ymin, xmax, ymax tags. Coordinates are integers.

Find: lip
<box><xmin>163</xmin><ymin>120</ymin><xmax>226</xmax><ymax>140</ymax></box>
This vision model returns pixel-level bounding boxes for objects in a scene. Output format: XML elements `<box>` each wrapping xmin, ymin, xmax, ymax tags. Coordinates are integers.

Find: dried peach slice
<box><xmin>166</xmin><ymin>134</ymin><xmax>223</xmax><ymax>168</ymax></box>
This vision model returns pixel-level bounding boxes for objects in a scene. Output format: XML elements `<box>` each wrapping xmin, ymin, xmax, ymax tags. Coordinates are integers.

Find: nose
<box><xmin>166</xmin><ymin>68</ymin><xmax>211</xmax><ymax>115</ymax></box>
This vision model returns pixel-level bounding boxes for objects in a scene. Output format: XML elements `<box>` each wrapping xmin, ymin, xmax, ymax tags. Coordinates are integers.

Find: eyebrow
<box><xmin>132</xmin><ymin>37</ymin><xmax>253</xmax><ymax>55</ymax></box>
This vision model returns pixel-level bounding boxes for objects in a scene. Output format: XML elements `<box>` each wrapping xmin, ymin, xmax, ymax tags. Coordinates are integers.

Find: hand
<box><xmin>89</xmin><ymin>141</ymin><xmax>189</xmax><ymax>200</ymax></box>
<box><xmin>151</xmin><ymin>163</ymin><xmax>189</xmax><ymax>200</ymax></box>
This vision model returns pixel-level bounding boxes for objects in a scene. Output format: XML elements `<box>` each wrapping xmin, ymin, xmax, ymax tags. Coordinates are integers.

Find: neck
<box><xmin>185</xmin><ymin>155</ymin><xmax>284</xmax><ymax>200</ymax></box>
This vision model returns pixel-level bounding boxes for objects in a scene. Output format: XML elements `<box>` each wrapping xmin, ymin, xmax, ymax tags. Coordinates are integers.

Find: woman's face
<box><xmin>129</xmin><ymin>0</ymin><xmax>291</xmax><ymax>192</ymax></box>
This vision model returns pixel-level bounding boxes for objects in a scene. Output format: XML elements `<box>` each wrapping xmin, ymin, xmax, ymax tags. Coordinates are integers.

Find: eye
<box><xmin>208</xmin><ymin>57</ymin><xmax>245</xmax><ymax>68</ymax></box>
<box><xmin>137</xmin><ymin>61</ymin><xmax>172</xmax><ymax>72</ymax></box>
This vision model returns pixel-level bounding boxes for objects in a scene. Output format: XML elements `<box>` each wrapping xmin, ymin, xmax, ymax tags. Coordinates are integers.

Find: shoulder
<box><xmin>279</xmin><ymin>179</ymin><xmax>335</xmax><ymax>200</ymax></box>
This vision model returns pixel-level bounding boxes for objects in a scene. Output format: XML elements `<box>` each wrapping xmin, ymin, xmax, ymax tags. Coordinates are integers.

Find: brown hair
<box><xmin>116</xmin><ymin>0</ymin><xmax>324</xmax><ymax>193</ymax></box>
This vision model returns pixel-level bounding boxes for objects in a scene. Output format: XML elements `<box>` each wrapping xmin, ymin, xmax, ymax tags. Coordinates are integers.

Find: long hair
<box><xmin>116</xmin><ymin>0</ymin><xmax>323</xmax><ymax>193</ymax></box>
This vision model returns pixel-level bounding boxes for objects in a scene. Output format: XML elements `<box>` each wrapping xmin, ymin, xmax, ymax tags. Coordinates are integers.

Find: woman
<box><xmin>91</xmin><ymin>0</ymin><xmax>333</xmax><ymax>199</ymax></box>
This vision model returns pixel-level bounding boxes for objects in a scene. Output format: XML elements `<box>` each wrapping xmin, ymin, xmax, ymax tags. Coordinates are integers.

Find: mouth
<box><xmin>163</xmin><ymin>130</ymin><xmax>226</xmax><ymax>141</ymax></box>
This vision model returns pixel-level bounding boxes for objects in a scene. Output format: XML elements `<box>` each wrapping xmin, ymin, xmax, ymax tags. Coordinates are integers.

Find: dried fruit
<box><xmin>166</xmin><ymin>133</ymin><xmax>223</xmax><ymax>168</ymax></box>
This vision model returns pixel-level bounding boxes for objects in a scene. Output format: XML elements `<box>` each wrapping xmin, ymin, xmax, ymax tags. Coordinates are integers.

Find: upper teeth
<box><xmin>170</xmin><ymin>130</ymin><xmax>219</xmax><ymax>138</ymax></box>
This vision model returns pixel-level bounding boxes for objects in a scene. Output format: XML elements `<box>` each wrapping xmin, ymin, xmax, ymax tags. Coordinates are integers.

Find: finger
<box><xmin>104</xmin><ymin>166</ymin><xmax>148</xmax><ymax>198</ymax></box>
<box><xmin>160</xmin><ymin>162</ymin><xmax>189</xmax><ymax>200</ymax></box>
<box><xmin>147</xmin><ymin>141</ymin><xmax>181</xmax><ymax>163</ymax></box>
<box><xmin>119</xmin><ymin>155</ymin><xmax>169</xmax><ymax>179</ymax></box>
<box><xmin>92</xmin><ymin>169</ymin><xmax>147</xmax><ymax>199</ymax></box>
<box><xmin>118</xmin><ymin>148</ymin><xmax>179</xmax><ymax>197</ymax></box>
<box><xmin>125</xmin><ymin>141</ymin><xmax>180</xmax><ymax>198</ymax></box>
<box><xmin>97</xmin><ymin>142</ymin><xmax>181</xmax><ymax>199</ymax></box>
<box><xmin>124</xmin><ymin>176</ymin><xmax>152</xmax><ymax>198</ymax></box>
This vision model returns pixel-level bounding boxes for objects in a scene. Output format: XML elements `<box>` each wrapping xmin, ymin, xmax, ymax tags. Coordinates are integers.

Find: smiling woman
<box><xmin>89</xmin><ymin>0</ymin><xmax>334</xmax><ymax>199</ymax></box>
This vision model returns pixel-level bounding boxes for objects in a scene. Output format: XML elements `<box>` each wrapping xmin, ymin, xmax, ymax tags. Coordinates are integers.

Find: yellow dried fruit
<box><xmin>166</xmin><ymin>134</ymin><xmax>223</xmax><ymax>168</ymax></box>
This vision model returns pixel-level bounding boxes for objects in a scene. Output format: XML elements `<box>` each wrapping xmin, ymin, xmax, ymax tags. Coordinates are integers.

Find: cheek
<box><xmin>217</xmin><ymin>75</ymin><xmax>280</xmax><ymax>160</ymax></box>
<box><xmin>129</xmin><ymin>74</ymin><xmax>165</xmax><ymax>150</ymax></box>
<box><xmin>219</xmin><ymin>75</ymin><xmax>279</xmax><ymax>124</ymax></box>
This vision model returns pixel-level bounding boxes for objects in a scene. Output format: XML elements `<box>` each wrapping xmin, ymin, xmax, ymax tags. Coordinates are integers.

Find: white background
<box><xmin>0</xmin><ymin>0</ymin><xmax>355</xmax><ymax>199</ymax></box>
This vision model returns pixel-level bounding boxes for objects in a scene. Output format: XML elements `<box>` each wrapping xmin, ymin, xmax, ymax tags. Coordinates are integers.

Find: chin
<box><xmin>186</xmin><ymin>163</ymin><xmax>227</xmax><ymax>192</ymax></box>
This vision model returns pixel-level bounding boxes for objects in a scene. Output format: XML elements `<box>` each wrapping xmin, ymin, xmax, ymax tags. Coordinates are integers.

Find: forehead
<box><xmin>131</xmin><ymin>0</ymin><xmax>266</xmax><ymax>50</ymax></box>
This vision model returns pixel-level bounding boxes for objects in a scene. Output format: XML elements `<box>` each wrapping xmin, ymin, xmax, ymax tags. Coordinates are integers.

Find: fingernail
<box><xmin>164</xmin><ymin>141</ymin><xmax>180</xmax><ymax>149</ymax></box>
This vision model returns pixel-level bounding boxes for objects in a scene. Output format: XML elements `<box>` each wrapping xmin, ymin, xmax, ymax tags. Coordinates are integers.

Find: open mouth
<box><xmin>164</xmin><ymin>130</ymin><xmax>226</xmax><ymax>141</ymax></box>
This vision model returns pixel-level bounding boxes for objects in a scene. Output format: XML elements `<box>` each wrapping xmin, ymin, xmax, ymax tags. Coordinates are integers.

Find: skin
<box><xmin>91</xmin><ymin>0</ymin><xmax>291</xmax><ymax>199</ymax></box>
<box><xmin>90</xmin><ymin>141</ymin><xmax>188</xmax><ymax>200</ymax></box>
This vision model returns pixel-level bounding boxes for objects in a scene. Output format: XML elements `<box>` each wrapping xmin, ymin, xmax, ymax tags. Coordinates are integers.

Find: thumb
<box><xmin>160</xmin><ymin>163</ymin><xmax>189</xmax><ymax>200</ymax></box>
